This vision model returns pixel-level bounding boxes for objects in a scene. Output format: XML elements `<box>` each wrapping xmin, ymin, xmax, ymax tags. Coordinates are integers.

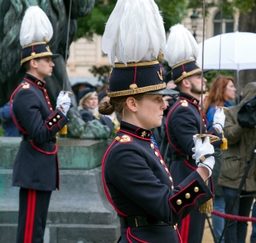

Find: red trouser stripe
<box><xmin>24</xmin><ymin>189</ymin><xmax>36</xmax><ymax>243</ymax></box>
<box><xmin>180</xmin><ymin>213</ymin><xmax>190</xmax><ymax>243</ymax></box>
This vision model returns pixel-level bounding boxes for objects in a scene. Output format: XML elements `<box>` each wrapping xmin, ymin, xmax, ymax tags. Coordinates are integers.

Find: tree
<box><xmin>76</xmin><ymin>0</ymin><xmax>189</xmax><ymax>40</ymax></box>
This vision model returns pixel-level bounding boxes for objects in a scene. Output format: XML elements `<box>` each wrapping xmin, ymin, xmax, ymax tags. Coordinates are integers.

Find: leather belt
<box><xmin>171</xmin><ymin>153</ymin><xmax>192</xmax><ymax>161</ymax></box>
<box><xmin>119</xmin><ymin>216</ymin><xmax>169</xmax><ymax>227</ymax></box>
<box><xmin>22</xmin><ymin>135</ymin><xmax>57</xmax><ymax>144</ymax></box>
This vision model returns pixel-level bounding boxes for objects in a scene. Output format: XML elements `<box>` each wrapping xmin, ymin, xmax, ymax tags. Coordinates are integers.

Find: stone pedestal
<box><xmin>0</xmin><ymin>137</ymin><xmax>120</xmax><ymax>243</ymax></box>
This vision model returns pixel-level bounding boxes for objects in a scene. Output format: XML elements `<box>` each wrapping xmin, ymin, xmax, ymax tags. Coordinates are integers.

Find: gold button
<box><xmin>160</xmin><ymin>159</ymin><xmax>164</xmax><ymax>165</ymax></box>
<box><xmin>50</xmin><ymin>108</ymin><xmax>53</xmax><ymax>111</ymax></box>
<box><xmin>44</xmin><ymin>89</ymin><xmax>47</xmax><ymax>92</ymax></box>
<box><xmin>165</xmin><ymin>167</ymin><xmax>169</xmax><ymax>173</ymax></box>
<box><xmin>171</xmin><ymin>186</ymin><xmax>174</xmax><ymax>190</ymax></box>
<box><xmin>49</xmin><ymin>122</ymin><xmax>52</xmax><ymax>126</ymax></box>
<box><xmin>194</xmin><ymin>187</ymin><xmax>199</xmax><ymax>193</ymax></box>
<box><xmin>57</xmin><ymin>115</ymin><xmax>60</xmax><ymax>119</ymax></box>
<box><xmin>174</xmin><ymin>224</ymin><xmax>178</xmax><ymax>230</ymax></box>
<box><xmin>45</xmin><ymin>96</ymin><xmax>48</xmax><ymax>99</ymax></box>
<box><xmin>169</xmin><ymin>176</ymin><xmax>173</xmax><ymax>182</ymax></box>
<box><xmin>150</xmin><ymin>143</ymin><xmax>154</xmax><ymax>149</ymax></box>
<box><xmin>155</xmin><ymin>151</ymin><xmax>159</xmax><ymax>157</ymax></box>
<box><xmin>185</xmin><ymin>193</ymin><xmax>191</xmax><ymax>199</ymax></box>
<box><xmin>176</xmin><ymin>199</ymin><xmax>182</xmax><ymax>205</ymax></box>
<box><xmin>48</xmin><ymin>102</ymin><xmax>50</xmax><ymax>104</ymax></box>
<box><xmin>53</xmin><ymin>118</ymin><xmax>57</xmax><ymax>122</ymax></box>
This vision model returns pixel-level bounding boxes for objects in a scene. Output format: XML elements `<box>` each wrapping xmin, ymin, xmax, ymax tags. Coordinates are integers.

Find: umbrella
<box><xmin>197</xmin><ymin>31</ymin><xmax>256</xmax><ymax>71</ymax></box>
<box><xmin>196</xmin><ymin>31</ymin><xmax>256</xmax><ymax>97</ymax></box>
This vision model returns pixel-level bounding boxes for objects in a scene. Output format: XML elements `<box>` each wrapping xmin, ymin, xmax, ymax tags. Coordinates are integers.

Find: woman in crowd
<box><xmin>78</xmin><ymin>87</ymin><xmax>114</xmax><ymax>133</ymax></box>
<box><xmin>203</xmin><ymin>76</ymin><xmax>236</xmax><ymax>243</ymax></box>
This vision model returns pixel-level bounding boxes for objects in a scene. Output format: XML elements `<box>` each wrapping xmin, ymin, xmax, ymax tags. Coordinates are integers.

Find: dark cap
<box><xmin>78</xmin><ymin>87</ymin><xmax>96</xmax><ymax>102</ymax></box>
<box><xmin>172</xmin><ymin>59</ymin><xmax>202</xmax><ymax>84</ymax></box>
<box><xmin>20</xmin><ymin>41</ymin><xmax>59</xmax><ymax>65</ymax></box>
<box><xmin>107</xmin><ymin>61</ymin><xmax>178</xmax><ymax>97</ymax></box>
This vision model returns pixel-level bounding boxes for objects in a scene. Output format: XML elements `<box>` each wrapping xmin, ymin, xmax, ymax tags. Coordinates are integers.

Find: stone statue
<box><xmin>0</xmin><ymin>0</ymin><xmax>110</xmax><ymax>139</ymax></box>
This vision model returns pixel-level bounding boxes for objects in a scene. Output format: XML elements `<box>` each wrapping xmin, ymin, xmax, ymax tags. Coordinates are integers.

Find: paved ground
<box><xmin>202</xmin><ymin>214</ymin><xmax>252</xmax><ymax>243</ymax></box>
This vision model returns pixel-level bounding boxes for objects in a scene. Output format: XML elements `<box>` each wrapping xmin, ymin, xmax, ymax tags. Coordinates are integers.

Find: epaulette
<box><xmin>115</xmin><ymin>135</ymin><xmax>132</xmax><ymax>143</ymax></box>
<box><xmin>180</xmin><ymin>99</ymin><xmax>188</xmax><ymax>107</ymax></box>
<box><xmin>21</xmin><ymin>82</ymin><xmax>30</xmax><ymax>89</ymax></box>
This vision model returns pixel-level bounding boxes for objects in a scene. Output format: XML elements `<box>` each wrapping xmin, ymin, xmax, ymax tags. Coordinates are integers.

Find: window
<box><xmin>213</xmin><ymin>11</ymin><xmax>235</xmax><ymax>36</ymax></box>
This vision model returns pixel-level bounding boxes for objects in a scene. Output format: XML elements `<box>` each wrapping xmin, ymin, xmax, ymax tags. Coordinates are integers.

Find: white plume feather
<box><xmin>19</xmin><ymin>6</ymin><xmax>53</xmax><ymax>46</ymax></box>
<box><xmin>102</xmin><ymin>0</ymin><xmax>166</xmax><ymax>65</ymax></box>
<box><xmin>164</xmin><ymin>24</ymin><xmax>199</xmax><ymax>67</ymax></box>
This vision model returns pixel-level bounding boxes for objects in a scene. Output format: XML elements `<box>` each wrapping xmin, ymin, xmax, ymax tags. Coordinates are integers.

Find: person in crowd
<box><xmin>71</xmin><ymin>81</ymin><xmax>95</xmax><ymax>104</ymax></box>
<box><xmin>218</xmin><ymin>82</ymin><xmax>256</xmax><ymax>243</ymax></box>
<box><xmin>78</xmin><ymin>87</ymin><xmax>114</xmax><ymax>135</ymax></box>
<box><xmin>0</xmin><ymin>102</ymin><xmax>20</xmax><ymax>137</ymax></box>
<box><xmin>251</xmin><ymin>199</ymin><xmax>256</xmax><ymax>243</ymax></box>
<box><xmin>11</xmin><ymin>7</ymin><xmax>71</xmax><ymax>243</ymax></box>
<box><xmin>203</xmin><ymin>76</ymin><xmax>236</xmax><ymax>243</ymax></box>
<box><xmin>164</xmin><ymin>24</ymin><xmax>226</xmax><ymax>243</ymax></box>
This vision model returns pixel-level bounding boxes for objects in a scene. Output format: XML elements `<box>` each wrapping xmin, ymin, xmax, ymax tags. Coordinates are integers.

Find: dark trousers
<box><xmin>179</xmin><ymin>208</ymin><xmax>206</xmax><ymax>243</ymax></box>
<box><xmin>222</xmin><ymin>186</ymin><xmax>254</xmax><ymax>243</ymax></box>
<box><xmin>16</xmin><ymin>188</ymin><xmax>52</xmax><ymax>243</ymax></box>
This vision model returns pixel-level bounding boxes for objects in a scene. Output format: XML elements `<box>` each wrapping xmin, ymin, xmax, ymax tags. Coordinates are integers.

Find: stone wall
<box><xmin>0</xmin><ymin>137</ymin><xmax>120</xmax><ymax>243</ymax></box>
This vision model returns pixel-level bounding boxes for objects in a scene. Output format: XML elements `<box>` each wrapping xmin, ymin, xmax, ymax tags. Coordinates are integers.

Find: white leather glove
<box><xmin>192</xmin><ymin>135</ymin><xmax>215</xmax><ymax>178</ymax></box>
<box><xmin>56</xmin><ymin>91</ymin><xmax>71</xmax><ymax>116</ymax></box>
<box><xmin>213</xmin><ymin>107</ymin><xmax>226</xmax><ymax>133</ymax></box>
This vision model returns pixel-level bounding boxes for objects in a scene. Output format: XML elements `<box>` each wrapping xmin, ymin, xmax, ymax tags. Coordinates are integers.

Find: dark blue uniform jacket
<box><xmin>11</xmin><ymin>73</ymin><xmax>69</xmax><ymax>191</ymax></box>
<box><xmin>102</xmin><ymin>121</ymin><xmax>213</xmax><ymax>243</ymax></box>
<box><xmin>166</xmin><ymin>92</ymin><xmax>212</xmax><ymax>243</ymax></box>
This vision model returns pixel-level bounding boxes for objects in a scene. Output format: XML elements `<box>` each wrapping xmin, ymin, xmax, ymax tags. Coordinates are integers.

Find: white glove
<box><xmin>213</xmin><ymin>107</ymin><xmax>226</xmax><ymax>133</ymax></box>
<box><xmin>192</xmin><ymin>135</ymin><xmax>215</xmax><ymax>178</ymax></box>
<box><xmin>56</xmin><ymin>91</ymin><xmax>71</xmax><ymax>116</ymax></box>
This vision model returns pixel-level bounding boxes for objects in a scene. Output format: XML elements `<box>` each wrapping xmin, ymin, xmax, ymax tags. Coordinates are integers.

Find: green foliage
<box><xmin>76</xmin><ymin>0</ymin><xmax>117</xmax><ymax>40</ymax></box>
<box><xmin>204</xmin><ymin>70</ymin><xmax>235</xmax><ymax>89</ymax></box>
<box><xmin>0</xmin><ymin>126</ymin><xmax>3</xmax><ymax>137</ymax></box>
<box><xmin>155</xmin><ymin>0</ymin><xmax>188</xmax><ymax>30</ymax></box>
<box><xmin>76</xmin><ymin>0</ymin><xmax>189</xmax><ymax>40</ymax></box>
<box><xmin>89</xmin><ymin>65</ymin><xmax>111</xmax><ymax>83</ymax></box>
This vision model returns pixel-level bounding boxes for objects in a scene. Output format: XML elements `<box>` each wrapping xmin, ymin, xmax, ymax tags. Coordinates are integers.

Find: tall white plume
<box><xmin>102</xmin><ymin>0</ymin><xmax>166</xmax><ymax>65</ymax></box>
<box><xmin>164</xmin><ymin>24</ymin><xmax>199</xmax><ymax>67</ymax></box>
<box><xmin>19</xmin><ymin>6</ymin><xmax>53</xmax><ymax>46</ymax></box>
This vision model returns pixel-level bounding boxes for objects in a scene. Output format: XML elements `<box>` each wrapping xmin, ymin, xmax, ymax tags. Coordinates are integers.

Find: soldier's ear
<box><xmin>182</xmin><ymin>78</ymin><xmax>191</xmax><ymax>88</ymax></box>
<box><xmin>30</xmin><ymin>59</ymin><xmax>39</xmax><ymax>68</ymax></box>
<box><xmin>126</xmin><ymin>97</ymin><xmax>138</xmax><ymax>113</ymax></box>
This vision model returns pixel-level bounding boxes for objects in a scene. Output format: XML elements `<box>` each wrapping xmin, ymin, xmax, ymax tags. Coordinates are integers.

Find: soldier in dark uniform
<box><xmin>11</xmin><ymin>6</ymin><xmax>71</xmax><ymax>243</ymax></box>
<box><xmin>99</xmin><ymin>2</ymin><xmax>217</xmax><ymax>242</ymax></box>
<box><xmin>164</xmin><ymin>24</ymin><xmax>224</xmax><ymax>243</ymax></box>
<box><xmin>165</xmin><ymin>61</ymin><xmax>208</xmax><ymax>243</ymax></box>
<box><xmin>100</xmin><ymin>61</ymin><xmax>217</xmax><ymax>243</ymax></box>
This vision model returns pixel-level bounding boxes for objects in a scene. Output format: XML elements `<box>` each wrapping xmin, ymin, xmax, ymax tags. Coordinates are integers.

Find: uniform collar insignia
<box><xmin>24</xmin><ymin>73</ymin><xmax>46</xmax><ymax>88</ymax></box>
<box><xmin>136</xmin><ymin>128</ymin><xmax>151</xmax><ymax>138</ymax></box>
<box><xmin>119</xmin><ymin>121</ymin><xmax>152</xmax><ymax>138</ymax></box>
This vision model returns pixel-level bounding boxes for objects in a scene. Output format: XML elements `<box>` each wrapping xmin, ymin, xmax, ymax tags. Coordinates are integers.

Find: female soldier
<box><xmin>98</xmin><ymin>62</ymin><xmax>215</xmax><ymax>243</ymax></box>
<box><xmin>99</xmin><ymin>1</ymin><xmax>216</xmax><ymax>241</ymax></box>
